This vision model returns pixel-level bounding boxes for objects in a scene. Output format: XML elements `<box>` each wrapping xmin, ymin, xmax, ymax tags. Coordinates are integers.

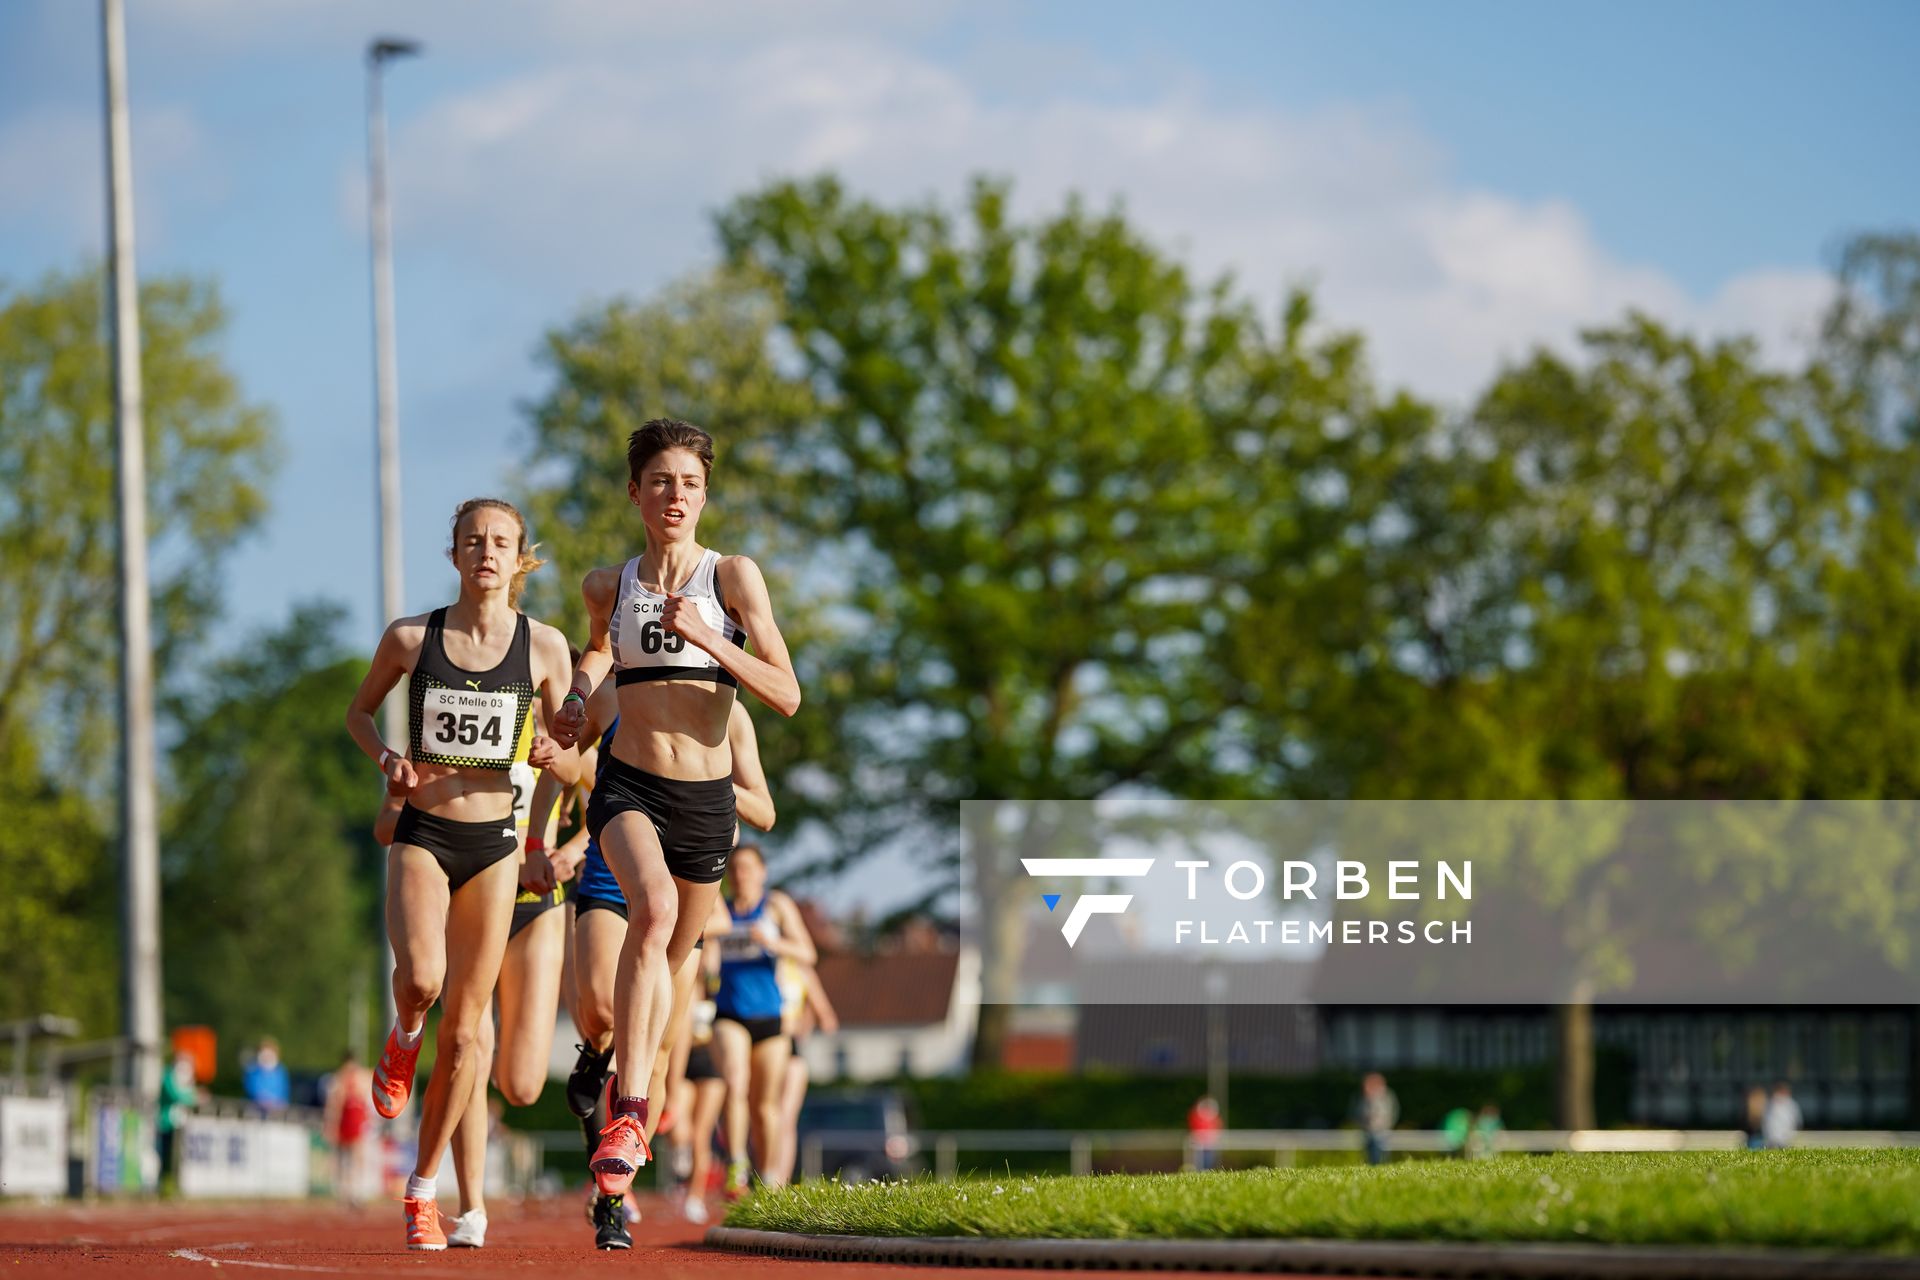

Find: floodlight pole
<box><xmin>102</xmin><ymin>0</ymin><xmax>163</xmax><ymax>1104</ymax></box>
<box><xmin>366</xmin><ymin>36</ymin><xmax>419</xmax><ymax>1037</ymax></box>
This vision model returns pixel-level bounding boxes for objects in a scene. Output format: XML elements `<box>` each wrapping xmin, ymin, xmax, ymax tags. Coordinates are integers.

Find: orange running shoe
<box><xmin>403</xmin><ymin>1196</ymin><xmax>446</xmax><ymax>1251</ymax></box>
<box><xmin>590</xmin><ymin>1112</ymin><xmax>652</xmax><ymax>1196</ymax></box>
<box><xmin>372</xmin><ymin>1025</ymin><xmax>422</xmax><ymax>1120</ymax></box>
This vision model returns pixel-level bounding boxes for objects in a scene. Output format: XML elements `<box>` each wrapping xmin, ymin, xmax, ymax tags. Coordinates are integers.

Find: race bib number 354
<box><xmin>422</xmin><ymin>687</ymin><xmax>513</xmax><ymax>760</ymax></box>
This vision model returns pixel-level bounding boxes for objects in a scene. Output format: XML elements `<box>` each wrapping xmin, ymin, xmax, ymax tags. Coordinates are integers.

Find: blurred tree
<box><xmin>1277</xmin><ymin>309</ymin><xmax>1893</xmax><ymax>1126</ymax></box>
<box><xmin>0</xmin><ymin>266</ymin><xmax>276</xmax><ymax>1041</ymax></box>
<box><xmin>0</xmin><ymin>725</ymin><xmax>114</xmax><ymax>1036</ymax></box>
<box><xmin>712</xmin><ymin>177</ymin><xmax>1408</xmax><ymax>1066</ymax></box>
<box><xmin>162</xmin><ymin>604</ymin><xmax>383</xmax><ymax>1069</ymax></box>
<box><xmin>0</xmin><ymin>267</ymin><xmax>278</xmax><ymax>792</ymax></box>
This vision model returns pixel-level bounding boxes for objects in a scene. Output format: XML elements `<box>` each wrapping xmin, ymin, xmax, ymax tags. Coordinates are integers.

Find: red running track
<box><xmin>0</xmin><ymin>1194</ymin><xmax>1273</xmax><ymax>1279</ymax></box>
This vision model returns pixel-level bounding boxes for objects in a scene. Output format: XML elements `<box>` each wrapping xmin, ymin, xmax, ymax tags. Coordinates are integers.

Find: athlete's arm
<box><xmin>727</xmin><ymin>700</ymin><xmax>776</xmax><ymax>832</ymax></box>
<box><xmin>550</xmin><ymin>814</ymin><xmax>590</xmax><ymax>886</ymax></box>
<box><xmin>550</xmin><ymin>566</ymin><xmax>619</xmax><ymax>748</ymax></box>
<box><xmin>345</xmin><ymin>617</ymin><xmax>425</xmax><ymax>792</ymax></box>
<box><xmin>701</xmin><ymin>897</ymin><xmax>734</xmax><ymax>940</ymax></box>
<box><xmin>755</xmin><ymin>889</ymin><xmax>818</xmax><ymax>966</ymax></box>
<box><xmin>525</xmin><ymin>676</ymin><xmax>611</xmax><ymax>857</ymax></box>
<box><xmin>518</xmin><ymin>622</ymin><xmax>576</xmax><ymax>894</ymax></box>
<box><xmin>372</xmin><ymin>787</ymin><xmax>404</xmax><ymax>846</ymax></box>
<box><xmin>801</xmin><ymin>964</ymin><xmax>840</xmax><ymax>1034</ymax></box>
<box><xmin>663</xmin><ymin>555</ymin><xmax>800</xmax><ymax>717</ymax></box>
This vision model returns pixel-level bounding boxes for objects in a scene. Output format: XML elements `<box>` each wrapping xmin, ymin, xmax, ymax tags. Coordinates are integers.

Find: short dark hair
<box><xmin>628</xmin><ymin>418</ymin><xmax>714</xmax><ymax>486</ymax></box>
<box><xmin>733</xmin><ymin>842</ymin><xmax>765</xmax><ymax>866</ymax></box>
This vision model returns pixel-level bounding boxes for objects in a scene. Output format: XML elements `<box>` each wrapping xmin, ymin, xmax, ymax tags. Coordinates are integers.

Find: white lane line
<box><xmin>170</xmin><ymin>1247</ymin><xmax>353</xmax><ymax>1274</ymax></box>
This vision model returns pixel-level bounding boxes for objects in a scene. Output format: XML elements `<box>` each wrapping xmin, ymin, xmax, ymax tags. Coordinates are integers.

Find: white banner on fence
<box><xmin>178</xmin><ymin>1115</ymin><xmax>310</xmax><ymax>1199</ymax></box>
<box><xmin>0</xmin><ymin>1095</ymin><xmax>68</xmax><ymax>1197</ymax></box>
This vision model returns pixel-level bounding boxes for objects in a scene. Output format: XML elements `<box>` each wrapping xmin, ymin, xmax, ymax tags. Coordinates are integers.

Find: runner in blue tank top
<box><xmin>709</xmin><ymin>843</ymin><xmax>819</xmax><ymax>1192</ymax></box>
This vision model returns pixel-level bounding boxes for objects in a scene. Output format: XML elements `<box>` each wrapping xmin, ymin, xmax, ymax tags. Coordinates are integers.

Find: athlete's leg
<box><xmin>600</xmin><ymin>812</ymin><xmax>678</xmax><ymax>1112</ymax></box>
<box><xmin>768</xmin><ymin>1050</ymin><xmax>810</xmax><ymax>1184</ymax></box>
<box><xmin>560</xmin><ymin>901</ymin><xmax>581</xmax><ymax>1043</ymax></box>
<box><xmin>710</xmin><ymin>1018</ymin><xmax>752</xmax><ymax>1177</ymax></box>
<box><xmin>644</xmin><ymin>939</ymin><xmax>706</xmax><ymax>1145</ymax></box>
<box><xmin>450</xmin><ymin>1002</ymin><xmax>495</xmax><ymax>1218</ymax></box>
<box><xmin>412</xmin><ymin>855</ymin><xmax>517</xmax><ymax>1182</ymax></box>
<box><xmin>666</xmin><ymin>1017</ymin><xmax>693</xmax><ymax>1134</ymax></box>
<box><xmin>746</xmin><ymin>1033</ymin><xmax>793</xmax><ymax>1186</ymax></box>
<box><xmin>687</xmin><ymin>1077</ymin><xmax>727</xmax><ymax>1203</ymax></box>
<box><xmin>574</xmin><ymin>908</ymin><xmax>625</xmax><ymax>1052</ymax></box>
<box><xmin>494</xmin><ymin>906</ymin><xmax>566</xmax><ymax>1106</ymax></box>
<box><xmin>386</xmin><ymin>846</ymin><xmax>450</xmax><ymax>1036</ymax></box>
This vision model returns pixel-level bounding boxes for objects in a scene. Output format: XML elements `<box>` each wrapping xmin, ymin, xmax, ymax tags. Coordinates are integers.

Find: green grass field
<box><xmin>725</xmin><ymin>1150</ymin><xmax>1920</xmax><ymax>1253</ymax></box>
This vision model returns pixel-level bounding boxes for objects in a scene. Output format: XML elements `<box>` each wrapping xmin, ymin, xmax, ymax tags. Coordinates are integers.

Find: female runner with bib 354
<box><xmin>345</xmin><ymin>498</ymin><xmax>574</xmax><ymax>1251</ymax></box>
<box><xmin>546</xmin><ymin>418</ymin><xmax>800</xmax><ymax>1197</ymax></box>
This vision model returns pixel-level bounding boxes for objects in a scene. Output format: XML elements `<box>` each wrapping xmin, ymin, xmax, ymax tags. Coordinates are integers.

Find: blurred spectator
<box><xmin>1187</xmin><ymin>1094</ymin><xmax>1223</xmax><ymax>1172</ymax></box>
<box><xmin>1467</xmin><ymin>1103</ymin><xmax>1504</xmax><ymax>1160</ymax></box>
<box><xmin>1440</xmin><ymin>1106</ymin><xmax>1472</xmax><ymax>1158</ymax></box>
<box><xmin>1762</xmin><ymin>1081</ymin><xmax>1801</xmax><ymax>1149</ymax></box>
<box><xmin>243</xmin><ymin>1036</ymin><xmax>290</xmax><ymax>1113</ymax></box>
<box><xmin>1356</xmin><ymin>1072</ymin><xmax>1398</xmax><ymax>1166</ymax></box>
<box><xmin>323</xmin><ymin>1049</ymin><xmax>376</xmax><ymax>1204</ymax></box>
<box><xmin>1743</xmin><ymin>1085</ymin><xmax>1768</xmax><ymax>1151</ymax></box>
<box><xmin>157</xmin><ymin>1048</ymin><xmax>200</xmax><ymax>1191</ymax></box>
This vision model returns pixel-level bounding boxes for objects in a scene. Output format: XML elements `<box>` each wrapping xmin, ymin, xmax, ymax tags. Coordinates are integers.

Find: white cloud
<box><xmin>372</xmin><ymin>36</ymin><xmax>1832</xmax><ymax>401</ymax></box>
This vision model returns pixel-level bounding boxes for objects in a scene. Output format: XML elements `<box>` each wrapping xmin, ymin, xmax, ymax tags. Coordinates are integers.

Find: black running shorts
<box><xmin>586</xmin><ymin>756</ymin><xmax>737</xmax><ymax>885</ymax></box>
<box><xmin>393</xmin><ymin>805</ymin><xmax>518</xmax><ymax>892</ymax></box>
<box><xmin>509</xmin><ymin>885</ymin><xmax>565</xmax><ymax>940</ymax></box>
<box><xmin>685</xmin><ymin>1044</ymin><xmax>721</xmax><ymax>1082</ymax></box>
<box><xmin>715</xmin><ymin>1014</ymin><xmax>784</xmax><ymax>1046</ymax></box>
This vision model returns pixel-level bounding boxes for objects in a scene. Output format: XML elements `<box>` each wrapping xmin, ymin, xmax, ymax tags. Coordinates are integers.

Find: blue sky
<box><xmin>2</xmin><ymin>0</ymin><xmax>1914</xmax><ymax>652</ymax></box>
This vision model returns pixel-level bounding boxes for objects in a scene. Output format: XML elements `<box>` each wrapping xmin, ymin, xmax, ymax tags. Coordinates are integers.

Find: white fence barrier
<box><xmin>0</xmin><ymin>1094</ymin><xmax>67</xmax><ymax>1196</ymax></box>
<box><xmin>178</xmin><ymin>1113</ymin><xmax>311</xmax><ymax>1199</ymax></box>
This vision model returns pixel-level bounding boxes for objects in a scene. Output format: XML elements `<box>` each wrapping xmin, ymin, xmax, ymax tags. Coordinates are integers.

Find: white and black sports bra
<box><xmin>609</xmin><ymin>548</ymin><xmax>746</xmax><ymax>688</ymax></box>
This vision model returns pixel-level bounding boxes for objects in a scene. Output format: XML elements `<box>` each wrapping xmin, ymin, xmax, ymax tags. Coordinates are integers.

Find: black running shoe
<box><xmin>566</xmin><ymin>1042</ymin><xmax>613</xmax><ymax>1120</ymax></box>
<box><xmin>592</xmin><ymin>1193</ymin><xmax>633</xmax><ymax>1250</ymax></box>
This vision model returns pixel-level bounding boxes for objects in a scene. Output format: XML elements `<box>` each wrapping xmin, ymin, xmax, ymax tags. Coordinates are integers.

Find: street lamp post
<box><xmin>366</xmin><ymin>35</ymin><xmax>419</xmax><ymax>1042</ymax></box>
<box><xmin>100</xmin><ymin>0</ymin><xmax>162</xmax><ymax>1103</ymax></box>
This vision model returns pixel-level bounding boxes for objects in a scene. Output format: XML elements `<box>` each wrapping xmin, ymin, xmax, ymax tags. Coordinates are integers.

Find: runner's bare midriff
<box><xmin>404</xmin><ymin>765</ymin><xmax>514</xmax><ymax>823</ymax></box>
<box><xmin>613</xmin><ymin>678</ymin><xmax>736</xmax><ymax>780</ymax></box>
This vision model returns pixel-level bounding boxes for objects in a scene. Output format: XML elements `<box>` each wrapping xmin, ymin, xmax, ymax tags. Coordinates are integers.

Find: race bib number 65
<box><xmin>422</xmin><ymin>686</ymin><xmax>513</xmax><ymax>760</ymax></box>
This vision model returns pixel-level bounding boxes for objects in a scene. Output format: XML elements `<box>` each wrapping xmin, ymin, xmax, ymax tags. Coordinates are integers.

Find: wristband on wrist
<box><xmin>562</xmin><ymin>689</ymin><xmax>586</xmax><ymax>709</ymax></box>
<box><xmin>526</xmin><ymin>836</ymin><xmax>546</xmax><ymax>853</ymax></box>
<box><xmin>377</xmin><ymin>747</ymin><xmax>394</xmax><ymax>772</ymax></box>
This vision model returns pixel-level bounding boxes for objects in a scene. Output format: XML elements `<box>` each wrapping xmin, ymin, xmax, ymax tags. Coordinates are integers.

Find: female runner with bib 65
<box><xmin>544</xmin><ymin>418</ymin><xmax>800</xmax><ymax>1197</ymax></box>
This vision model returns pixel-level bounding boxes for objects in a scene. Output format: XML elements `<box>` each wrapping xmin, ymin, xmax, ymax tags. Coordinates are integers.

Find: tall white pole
<box><xmin>367</xmin><ymin>40</ymin><xmax>416</xmax><ymax>1034</ymax></box>
<box><xmin>101</xmin><ymin>0</ymin><xmax>163</xmax><ymax>1102</ymax></box>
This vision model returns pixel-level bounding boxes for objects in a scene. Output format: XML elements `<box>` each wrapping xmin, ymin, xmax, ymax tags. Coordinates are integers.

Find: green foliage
<box><xmin>161</xmin><ymin>604</ymin><xmax>383</xmax><ymax>1070</ymax></box>
<box><xmin>0</xmin><ymin>267</ymin><xmax>279</xmax><ymax>795</ymax></box>
<box><xmin>0</xmin><ymin>266</ymin><xmax>277</xmax><ymax>1044</ymax></box>
<box><xmin>731</xmin><ymin>1150</ymin><xmax>1920</xmax><ymax>1251</ymax></box>
<box><xmin>712</xmin><ymin>176</ymin><xmax>1380</xmax><ymax>814</ymax></box>
<box><xmin>518</xmin><ymin>268</ymin><xmax>848</xmax><ymax>841</ymax></box>
<box><xmin>0</xmin><ymin>726</ymin><xmax>116</xmax><ymax>1035</ymax></box>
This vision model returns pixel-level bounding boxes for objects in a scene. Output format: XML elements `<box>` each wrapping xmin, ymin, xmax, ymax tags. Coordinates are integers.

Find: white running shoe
<box><xmin>624</xmin><ymin>1196</ymin><xmax>642</xmax><ymax>1224</ymax></box>
<box><xmin>683</xmin><ymin>1194</ymin><xmax>709</xmax><ymax>1225</ymax></box>
<box><xmin>447</xmin><ymin>1209</ymin><xmax>488</xmax><ymax>1248</ymax></box>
